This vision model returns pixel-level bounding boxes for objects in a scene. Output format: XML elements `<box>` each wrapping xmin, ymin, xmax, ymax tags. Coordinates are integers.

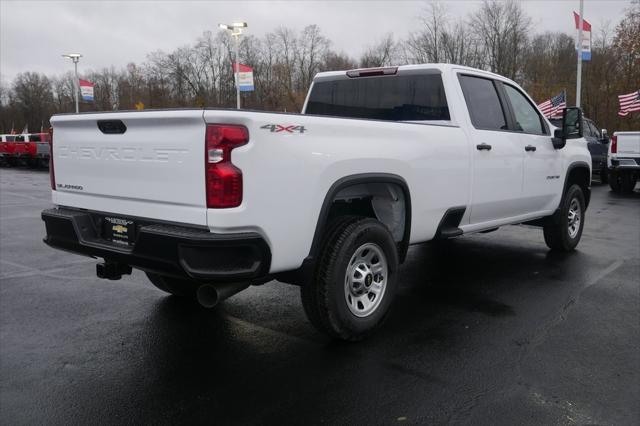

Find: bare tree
<box><xmin>407</xmin><ymin>1</ymin><xmax>447</xmax><ymax>63</ymax></box>
<box><xmin>320</xmin><ymin>51</ymin><xmax>357</xmax><ymax>72</ymax></box>
<box><xmin>297</xmin><ymin>25</ymin><xmax>330</xmax><ymax>91</ymax></box>
<box><xmin>360</xmin><ymin>33</ymin><xmax>398</xmax><ymax>67</ymax></box>
<box><xmin>11</xmin><ymin>72</ymin><xmax>55</xmax><ymax>130</ymax></box>
<box><xmin>470</xmin><ymin>0</ymin><xmax>531</xmax><ymax>79</ymax></box>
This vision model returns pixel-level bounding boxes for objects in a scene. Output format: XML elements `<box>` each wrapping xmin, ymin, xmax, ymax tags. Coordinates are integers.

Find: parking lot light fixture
<box><xmin>218</xmin><ymin>22</ymin><xmax>248</xmax><ymax>109</ymax></box>
<box><xmin>62</xmin><ymin>53</ymin><xmax>83</xmax><ymax>114</ymax></box>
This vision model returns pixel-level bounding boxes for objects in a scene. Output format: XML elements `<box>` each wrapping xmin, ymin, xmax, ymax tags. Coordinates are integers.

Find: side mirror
<box><xmin>552</xmin><ymin>129</ymin><xmax>566</xmax><ymax>149</ymax></box>
<box><xmin>563</xmin><ymin>107</ymin><xmax>583</xmax><ymax>140</ymax></box>
<box><xmin>551</xmin><ymin>107</ymin><xmax>583</xmax><ymax>149</ymax></box>
<box><xmin>602</xmin><ymin>128</ymin><xmax>608</xmax><ymax>138</ymax></box>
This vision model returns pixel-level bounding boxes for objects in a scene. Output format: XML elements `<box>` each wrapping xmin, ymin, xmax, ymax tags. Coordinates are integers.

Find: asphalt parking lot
<box><xmin>0</xmin><ymin>167</ymin><xmax>638</xmax><ymax>425</ymax></box>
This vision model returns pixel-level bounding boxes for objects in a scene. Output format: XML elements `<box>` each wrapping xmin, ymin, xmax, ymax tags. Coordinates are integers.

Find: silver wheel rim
<box><xmin>344</xmin><ymin>243</ymin><xmax>388</xmax><ymax>318</ymax></box>
<box><xmin>567</xmin><ymin>198</ymin><xmax>581</xmax><ymax>239</ymax></box>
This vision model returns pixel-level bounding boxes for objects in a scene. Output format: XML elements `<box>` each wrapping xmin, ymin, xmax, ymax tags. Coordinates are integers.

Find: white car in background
<box><xmin>608</xmin><ymin>131</ymin><xmax>640</xmax><ymax>193</ymax></box>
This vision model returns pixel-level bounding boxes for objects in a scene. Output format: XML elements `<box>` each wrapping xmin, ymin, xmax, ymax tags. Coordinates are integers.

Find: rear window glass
<box><xmin>305</xmin><ymin>73</ymin><xmax>450</xmax><ymax>121</ymax></box>
<box><xmin>30</xmin><ymin>134</ymin><xmax>41</xmax><ymax>142</ymax></box>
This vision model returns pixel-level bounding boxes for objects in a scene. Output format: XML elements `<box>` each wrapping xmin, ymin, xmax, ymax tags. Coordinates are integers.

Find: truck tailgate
<box><xmin>50</xmin><ymin>110</ymin><xmax>207</xmax><ymax>226</ymax></box>
<box><xmin>617</xmin><ymin>133</ymin><xmax>640</xmax><ymax>156</ymax></box>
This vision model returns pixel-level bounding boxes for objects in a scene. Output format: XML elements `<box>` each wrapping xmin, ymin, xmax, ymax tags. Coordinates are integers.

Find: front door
<box><xmin>501</xmin><ymin>83</ymin><xmax>563</xmax><ymax>213</ymax></box>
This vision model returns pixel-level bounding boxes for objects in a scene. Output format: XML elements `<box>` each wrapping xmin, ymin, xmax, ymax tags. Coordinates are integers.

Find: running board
<box><xmin>438</xmin><ymin>227</ymin><xmax>463</xmax><ymax>238</ymax></box>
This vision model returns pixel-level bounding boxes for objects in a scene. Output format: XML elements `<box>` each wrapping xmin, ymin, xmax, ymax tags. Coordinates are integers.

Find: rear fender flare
<box><xmin>308</xmin><ymin>173</ymin><xmax>412</xmax><ymax>263</ymax></box>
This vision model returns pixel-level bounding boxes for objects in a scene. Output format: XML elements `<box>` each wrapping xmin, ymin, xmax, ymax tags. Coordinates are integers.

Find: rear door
<box><xmin>458</xmin><ymin>74</ymin><xmax>525</xmax><ymax>224</ymax></box>
<box><xmin>500</xmin><ymin>82</ymin><xmax>563</xmax><ymax>214</ymax></box>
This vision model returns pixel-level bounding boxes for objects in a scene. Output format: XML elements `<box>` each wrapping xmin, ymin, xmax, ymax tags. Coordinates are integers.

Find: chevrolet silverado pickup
<box><xmin>42</xmin><ymin>64</ymin><xmax>592</xmax><ymax>340</ymax></box>
<box><xmin>608</xmin><ymin>131</ymin><xmax>640</xmax><ymax>193</ymax></box>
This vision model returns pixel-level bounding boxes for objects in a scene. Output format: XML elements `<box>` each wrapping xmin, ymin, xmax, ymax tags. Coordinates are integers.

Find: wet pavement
<box><xmin>1</xmin><ymin>168</ymin><xmax>638</xmax><ymax>425</ymax></box>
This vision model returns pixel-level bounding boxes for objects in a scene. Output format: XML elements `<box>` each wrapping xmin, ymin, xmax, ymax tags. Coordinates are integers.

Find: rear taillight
<box><xmin>48</xmin><ymin>126</ymin><xmax>55</xmax><ymax>190</ymax></box>
<box><xmin>611</xmin><ymin>135</ymin><xmax>617</xmax><ymax>154</ymax></box>
<box><xmin>205</xmin><ymin>124</ymin><xmax>249</xmax><ymax>208</ymax></box>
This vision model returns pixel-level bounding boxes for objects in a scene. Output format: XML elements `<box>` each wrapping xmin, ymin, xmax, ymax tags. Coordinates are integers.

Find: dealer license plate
<box><xmin>103</xmin><ymin>216</ymin><xmax>136</xmax><ymax>245</ymax></box>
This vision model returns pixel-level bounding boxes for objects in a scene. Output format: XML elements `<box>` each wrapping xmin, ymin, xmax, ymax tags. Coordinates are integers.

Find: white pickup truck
<box><xmin>608</xmin><ymin>131</ymin><xmax>640</xmax><ymax>193</ymax></box>
<box><xmin>42</xmin><ymin>64</ymin><xmax>592</xmax><ymax>340</ymax></box>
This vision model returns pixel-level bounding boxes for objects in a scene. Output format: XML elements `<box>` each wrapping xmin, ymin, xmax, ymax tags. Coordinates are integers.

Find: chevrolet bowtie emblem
<box><xmin>112</xmin><ymin>225</ymin><xmax>128</xmax><ymax>234</ymax></box>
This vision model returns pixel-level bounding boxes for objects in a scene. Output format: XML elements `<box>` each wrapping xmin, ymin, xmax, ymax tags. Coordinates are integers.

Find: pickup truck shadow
<box><xmin>606</xmin><ymin>189</ymin><xmax>640</xmax><ymax>200</ymax></box>
<box><xmin>83</xmin><ymin>234</ymin><xmax>597</xmax><ymax>424</ymax></box>
<box><xmin>393</xmin><ymin>238</ymin><xmax>573</xmax><ymax>318</ymax></box>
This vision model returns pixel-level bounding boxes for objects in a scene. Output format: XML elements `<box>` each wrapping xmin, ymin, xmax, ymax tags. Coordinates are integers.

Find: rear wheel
<box><xmin>621</xmin><ymin>174</ymin><xmax>638</xmax><ymax>193</ymax></box>
<box><xmin>146</xmin><ymin>272</ymin><xmax>199</xmax><ymax>298</ymax></box>
<box><xmin>610</xmin><ymin>172</ymin><xmax>637</xmax><ymax>193</ymax></box>
<box><xmin>543</xmin><ymin>184</ymin><xmax>585</xmax><ymax>252</ymax></box>
<box><xmin>301</xmin><ymin>216</ymin><xmax>398</xmax><ymax>341</ymax></box>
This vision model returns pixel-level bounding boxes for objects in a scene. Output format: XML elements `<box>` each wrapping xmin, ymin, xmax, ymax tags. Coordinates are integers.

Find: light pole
<box><xmin>219</xmin><ymin>22</ymin><xmax>247</xmax><ymax>109</ymax></box>
<box><xmin>576</xmin><ymin>0</ymin><xmax>583</xmax><ymax>108</ymax></box>
<box><xmin>62</xmin><ymin>53</ymin><xmax>82</xmax><ymax>113</ymax></box>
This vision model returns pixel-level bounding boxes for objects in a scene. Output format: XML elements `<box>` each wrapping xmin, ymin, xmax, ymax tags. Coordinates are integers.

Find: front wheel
<box><xmin>301</xmin><ymin>216</ymin><xmax>399</xmax><ymax>341</ymax></box>
<box><xmin>543</xmin><ymin>184</ymin><xmax>586</xmax><ymax>252</ymax></box>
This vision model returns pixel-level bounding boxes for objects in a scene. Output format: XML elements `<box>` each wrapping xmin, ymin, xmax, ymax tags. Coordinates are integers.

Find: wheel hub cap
<box><xmin>344</xmin><ymin>243</ymin><xmax>388</xmax><ymax>318</ymax></box>
<box><xmin>567</xmin><ymin>198</ymin><xmax>581</xmax><ymax>239</ymax></box>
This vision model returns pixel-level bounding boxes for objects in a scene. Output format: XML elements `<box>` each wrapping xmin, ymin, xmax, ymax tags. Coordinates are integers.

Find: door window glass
<box><xmin>458</xmin><ymin>75</ymin><xmax>507</xmax><ymax>130</ymax></box>
<box><xmin>503</xmin><ymin>84</ymin><xmax>545</xmax><ymax>135</ymax></box>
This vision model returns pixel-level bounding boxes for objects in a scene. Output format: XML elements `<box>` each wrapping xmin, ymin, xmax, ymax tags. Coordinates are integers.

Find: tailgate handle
<box><xmin>97</xmin><ymin>120</ymin><xmax>127</xmax><ymax>134</ymax></box>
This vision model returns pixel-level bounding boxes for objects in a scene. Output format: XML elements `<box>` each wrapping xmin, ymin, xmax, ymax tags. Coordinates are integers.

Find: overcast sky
<box><xmin>0</xmin><ymin>0</ymin><xmax>633</xmax><ymax>84</ymax></box>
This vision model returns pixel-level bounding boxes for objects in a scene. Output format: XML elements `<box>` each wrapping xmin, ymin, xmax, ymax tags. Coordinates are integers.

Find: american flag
<box><xmin>618</xmin><ymin>90</ymin><xmax>640</xmax><ymax>117</ymax></box>
<box><xmin>537</xmin><ymin>91</ymin><xmax>566</xmax><ymax>118</ymax></box>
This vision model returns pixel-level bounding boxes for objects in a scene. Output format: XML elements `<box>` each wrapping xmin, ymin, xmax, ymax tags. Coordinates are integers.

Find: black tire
<box><xmin>600</xmin><ymin>166</ymin><xmax>608</xmax><ymax>184</ymax></box>
<box><xmin>301</xmin><ymin>216</ymin><xmax>399</xmax><ymax>341</ymax></box>
<box><xmin>610</xmin><ymin>172</ymin><xmax>637</xmax><ymax>193</ymax></box>
<box><xmin>145</xmin><ymin>272</ymin><xmax>199</xmax><ymax>298</ymax></box>
<box><xmin>621</xmin><ymin>174</ymin><xmax>637</xmax><ymax>193</ymax></box>
<box><xmin>609</xmin><ymin>172</ymin><xmax>621</xmax><ymax>192</ymax></box>
<box><xmin>543</xmin><ymin>184</ymin><xmax>586</xmax><ymax>252</ymax></box>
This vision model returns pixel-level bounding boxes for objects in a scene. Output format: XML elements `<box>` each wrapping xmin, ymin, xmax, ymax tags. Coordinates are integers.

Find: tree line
<box><xmin>1</xmin><ymin>0</ymin><xmax>638</xmax><ymax>134</ymax></box>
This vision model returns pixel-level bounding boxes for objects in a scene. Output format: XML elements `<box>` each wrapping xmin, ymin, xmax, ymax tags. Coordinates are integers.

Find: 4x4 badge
<box><xmin>260</xmin><ymin>124</ymin><xmax>306</xmax><ymax>133</ymax></box>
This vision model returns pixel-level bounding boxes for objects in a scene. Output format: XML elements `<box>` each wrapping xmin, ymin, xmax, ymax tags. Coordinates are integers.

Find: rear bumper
<box><xmin>42</xmin><ymin>208</ymin><xmax>271</xmax><ymax>282</ymax></box>
<box><xmin>610</xmin><ymin>157</ymin><xmax>640</xmax><ymax>171</ymax></box>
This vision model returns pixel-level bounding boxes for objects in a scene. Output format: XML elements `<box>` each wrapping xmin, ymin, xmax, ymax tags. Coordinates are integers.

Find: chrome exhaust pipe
<box><xmin>196</xmin><ymin>282</ymin><xmax>250</xmax><ymax>308</ymax></box>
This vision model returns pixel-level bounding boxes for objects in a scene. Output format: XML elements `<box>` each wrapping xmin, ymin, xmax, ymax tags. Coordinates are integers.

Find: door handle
<box><xmin>476</xmin><ymin>143</ymin><xmax>492</xmax><ymax>151</ymax></box>
<box><xmin>525</xmin><ymin>145</ymin><xmax>537</xmax><ymax>152</ymax></box>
